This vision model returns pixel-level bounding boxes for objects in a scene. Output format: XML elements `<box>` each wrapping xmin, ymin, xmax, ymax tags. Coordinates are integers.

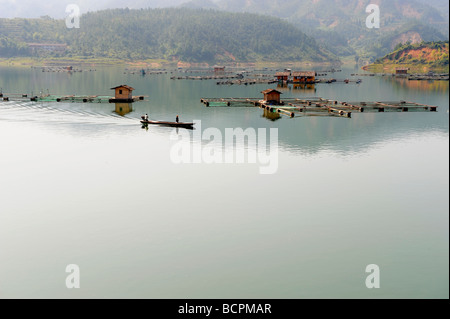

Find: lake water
<box><xmin>0</xmin><ymin>65</ymin><xmax>448</xmax><ymax>299</ymax></box>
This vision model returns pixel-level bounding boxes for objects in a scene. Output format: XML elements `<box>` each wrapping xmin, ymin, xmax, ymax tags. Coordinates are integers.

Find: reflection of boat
<box><xmin>140</xmin><ymin>120</ymin><xmax>194</xmax><ymax>129</ymax></box>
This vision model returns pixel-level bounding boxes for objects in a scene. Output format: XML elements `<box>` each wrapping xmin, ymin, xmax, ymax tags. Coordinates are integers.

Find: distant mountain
<box><xmin>3</xmin><ymin>0</ymin><xmax>447</xmax><ymax>62</ymax></box>
<box><xmin>182</xmin><ymin>0</ymin><xmax>449</xmax><ymax>59</ymax></box>
<box><xmin>213</xmin><ymin>0</ymin><xmax>447</xmax><ymax>28</ymax></box>
<box><xmin>0</xmin><ymin>8</ymin><xmax>338</xmax><ymax>64</ymax></box>
<box><xmin>415</xmin><ymin>0</ymin><xmax>449</xmax><ymax>18</ymax></box>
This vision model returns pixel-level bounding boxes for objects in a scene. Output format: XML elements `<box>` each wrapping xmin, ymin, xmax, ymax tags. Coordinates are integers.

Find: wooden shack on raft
<box><xmin>261</xmin><ymin>89</ymin><xmax>282</xmax><ymax>105</ymax></box>
<box><xmin>276</xmin><ymin>72</ymin><xmax>290</xmax><ymax>82</ymax></box>
<box><xmin>110</xmin><ymin>85</ymin><xmax>135</xmax><ymax>102</ymax></box>
<box><xmin>395</xmin><ymin>68</ymin><xmax>409</xmax><ymax>75</ymax></box>
<box><xmin>292</xmin><ymin>71</ymin><xmax>316</xmax><ymax>84</ymax></box>
<box><xmin>214</xmin><ymin>66</ymin><xmax>226</xmax><ymax>75</ymax></box>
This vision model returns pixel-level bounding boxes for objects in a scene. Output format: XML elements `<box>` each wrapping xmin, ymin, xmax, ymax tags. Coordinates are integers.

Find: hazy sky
<box><xmin>0</xmin><ymin>0</ymin><xmax>196</xmax><ymax>18</ymax></box>
<box><xmin>0</xmin><ymin>0</ymin><xmax>448</xmax><ymax>19</ymax></box>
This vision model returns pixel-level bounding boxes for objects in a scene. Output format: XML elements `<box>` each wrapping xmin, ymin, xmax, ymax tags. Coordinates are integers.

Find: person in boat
<box><xmin>176</xmin><ymin>115</ymin><xmax>179</xmax><ymax>123</ymax></box>
<box><xmin>144</xmin><ymin>113</ymin><xmax>149</xmax><ymax>121</ymax></box>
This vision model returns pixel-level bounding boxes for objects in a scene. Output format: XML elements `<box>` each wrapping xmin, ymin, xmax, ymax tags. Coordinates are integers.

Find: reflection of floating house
<box><xmin>263</xmin><ymin>108</ymin><xmax>281</xmax><ymax>121</ymax></box>
<box><xmin>276</xmin><ymin>72</ymin><xmax>290</xmax><ymax>82</ymax></box>
<box><xmin>292</xmin><ymin>71</ymin><xmax>316</xmax><ymax>84</ymax></box>
<box><xmin>115</xmin><ymin>103</ymin><xmax>133</xmax><ymax>116</ymax></box>
<box><xmin>261</xmin><ymin>89</ymin><xmax>282</xmax><ymax>105</ymax></box>
<box><xmin>293</xmin><ymin>83</ymin><xmax>316</xmax><ymax>91</ymax></box>
<box><xmin>277</xmin><ymin>82</ymin><xmax>289</xmax><ymax>90</ymax></box>
<box><xmin>395</xmin><ymin>67</ymin><xmax>409</xmax><ymax>75</ymax></box>
<box><xmin>110</xmin><ymin>85</ymin><xmax>135</xmax><ymax>103</ymax></box>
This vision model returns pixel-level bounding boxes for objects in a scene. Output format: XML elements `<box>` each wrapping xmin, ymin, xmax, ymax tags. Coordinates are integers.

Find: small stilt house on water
<box><xmin>395</xmin><ymin>68</ymin><xmax>409</xmax><ymax>76</ymax></box>
<box><xmin>276</xmin><ymin>72</ymin><xmax>291</xmax><ymax>82</ymax></box>
<box><xmin>111</xmin><ymin>85</ymin><xmax>135</xmax><ymax>102</ymax></box>
<box><xmin>292</xmin><ymin>71</ymin><xmax>316</xmax><ymax>84</ymax></box>
<box><xmin>214</xmin><ymin>66</ymin><xmax>226</xmax><ymax>75</ymax></box>
<box><xmin>262</xmin><ymin>89</ymin><xmax>282</xmax><ymax>105</ymax></box>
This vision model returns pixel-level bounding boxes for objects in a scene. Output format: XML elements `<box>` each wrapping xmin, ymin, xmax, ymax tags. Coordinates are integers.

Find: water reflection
<box><xmin>262</xmin><ymin>109</ymin><xmax>281</xmax><ymax>121</ymax></box>
<box><xmin>386</xmin><ymin>77</ymin><xmax>449</xmax><ymax>93</ymax></box>
<box><xmin>293</xmin><ymin>83</ymin><xmax>316</xmax><ymax>92</ymax></box>
<box><xmin>276</xmin><ymin>82</ymin><xmax>290</xmax><ymax>91</ymax></box>
<box><xmin>114</xmin><ymin>103</ymin><xmax>133</xmax><ymax>116</ymax></box>
<box><xmin>276</xmin><ymin>83</ymin><xmax>317</xmax><ymax>93</ymax></box>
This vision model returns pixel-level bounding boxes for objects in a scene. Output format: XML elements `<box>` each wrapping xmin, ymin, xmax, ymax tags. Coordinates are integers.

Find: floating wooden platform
<box><xmin>216</xmin><ymin>79</ymin><xmax>278</xmax><ymax>86</ymax></box>
<box><xmin>171</xmin><ymin>75</ymin><xmax>242</xmax><ymax>80</ymax></box>
<box><xmin>125</xmin><ymin>69</ymin><xmax>168</xmax><ymax>75</ymax></box>
<box><xmin>408</xmin><ymin>75</ymin><xmax>449</xmax><ymax>81</ymax></box>
<box><xmin>39</xmin><ymin>66</ymin><xmax>91</xmax><ymax>73</ymax></box>
<box><xmin>109</xmin><ymin>96</ymin><xmax>145</xmax><ymax>103</ymax></box>
<box><xmin>351</xmin><ymin>73</ymin><xmax>449</xmax><ymax>81</ymax></box>
<box><xmin>200</xmin><ymin>97</ymin><xmax>438</xmax><ymax>119</ymax></box>
<box><xmin>315</xmin><ymin>79</ymin><xmax>362</xmax><ymax>84</ymax></box>
<box><xmin>0</xmin><ymin>94</ymin><xmax>146</xmax><ymax>103</ymax></box>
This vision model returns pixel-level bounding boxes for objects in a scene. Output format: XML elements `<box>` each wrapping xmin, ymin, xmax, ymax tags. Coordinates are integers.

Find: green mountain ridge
<box><xmin>0</xmin><ymin>8</ymin><xmax>338</xmax><ymax>64</ymax></box>
<box><xmin>182</xmin><ymin>0</ymin><xmax>449</xmax><ymax>60</ymax></box>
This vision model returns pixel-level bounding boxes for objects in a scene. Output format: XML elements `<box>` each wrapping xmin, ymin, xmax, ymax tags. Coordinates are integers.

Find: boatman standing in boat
<box><xmin>176</xmin><ymin>115</ymin><xmax>179</xmax><ymax>123</ymax></box>
<box><xmin>145</xmin><ymin>113</ymin><xmax>148</xmax><ymax>121</ymax></box>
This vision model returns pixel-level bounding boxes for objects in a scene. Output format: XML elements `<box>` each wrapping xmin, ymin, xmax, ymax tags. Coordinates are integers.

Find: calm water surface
<box><xmin>0</xmin><ymin>65</ymin><xmax>448</xmax><ymax>298</ymax></box>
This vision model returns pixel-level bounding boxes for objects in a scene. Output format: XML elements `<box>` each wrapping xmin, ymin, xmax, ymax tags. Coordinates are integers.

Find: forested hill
<box><xmin>367</xmin><ymin>41</ymin><xmax>449</xmax><ymax>71</ymax></box>
<box><xmin>182</xmin><ymin>0</ymin><xmax>449</xmax><ymax>60</ymax></box>
<box><xmin>0</xmin><ymin>8</ymin><xmax>338</xmax><ymax>63</ymax></box>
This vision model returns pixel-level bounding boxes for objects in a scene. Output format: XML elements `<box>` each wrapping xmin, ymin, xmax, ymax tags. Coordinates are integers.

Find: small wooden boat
<box><xmin>141</xmin><ymin>120</ymin><xmax>195</xmax><ymax>129</ymax></box>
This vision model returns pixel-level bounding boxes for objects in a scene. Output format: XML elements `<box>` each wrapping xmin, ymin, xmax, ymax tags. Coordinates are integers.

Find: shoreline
<box><xmin>0</xmin><ymin>56</ymin><xmax>342</xmax><ymax>69</ymax></box>
<box><xmin>362</xmin><ymin>63</ymin><xmax>449</xmax><ymax>74</ymax></box>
